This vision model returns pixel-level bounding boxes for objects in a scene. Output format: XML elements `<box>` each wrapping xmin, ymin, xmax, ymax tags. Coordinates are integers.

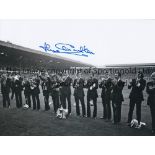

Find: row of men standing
<box><xmin>1</xmin><ymin>71</ymin><xmax>155</xmax><ymax>133</ymax></box>
<box><xmin>1</xmin><ymin>71</ymin><xmax>124</xmax><ymax>121</ymax></box>
<box><xmin>74</xmin><ymin>71</ymin><xmax>152</xmax><ymax>129</ymax></box>
<box><xmin>0</xmin><ymin>72</ymin><xmax>73</xmax><ymax>114</ymax></box>
<box><xmin>99</xmin><ymin>71</ymin><xmax>154</xmax><ymax>133</ymax></box>
<box><xmin>0</xmin><ymin>71</ymin><xmax>145</xmax><ymax>123</ymax></box>
<box><xmin>100</xmin><ymin>72</ymin><xmax>147</xmax><ymax>127</ymax></box>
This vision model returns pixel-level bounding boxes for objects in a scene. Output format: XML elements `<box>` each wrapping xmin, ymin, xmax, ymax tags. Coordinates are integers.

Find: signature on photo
<box><xmin>39</xmin><ymin>42</ymin><xmax>95</xmax><ymax>57</ymax></box>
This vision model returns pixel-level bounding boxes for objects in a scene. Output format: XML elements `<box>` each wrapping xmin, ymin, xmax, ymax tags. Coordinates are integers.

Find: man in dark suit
<box><xmin>104</xmin><ymin>74</ymin><xmax>113</xmax><ymax>120</ymax></box>
<box><xmin>127</xmin><ymin>71</ymin><xmax>146</xmax><ymax>126</ymax></box>
<box><xmin>59</xmin><ymin>73</ymin><xmax>72</xmax><ymax>115</ymax></box>
<box><xmin>14</xmin><ymin>74</ymin><xmax>23</xmax><ymax>108</ymax></box>
<box><xmin>10</xmin><ymin>74</ymin><xmax>15</xmax><ymax>100</ymax></box>
<box><xmin>73</xmin><ymin>73</ymin><xmax>86</xmax><ymax>117</ymax></box>
<box><xmin>146</xmin><ymin>72</ymin><xmax>155</xmax><ymax>134</ymax></box>
<box><xmin>30</xmin><ymin>74</ymin><xmax>40</xmax><ymax>110</ymax></box>
<box><xmin>86</xmin><ymin>72</ymin><xmax>98</xmax><ymax>118</ymax></box>
<box><xmin>111</xmin><ymin>73</ymin><xmax>125</xmax><ymax>124</ymax></box>
<box><xmin>23</xmin><ymin>77</ymin><xmax>32</xmax><ymax>108</ymax></box>
<box><xmin>1</xmin><ymin>73</ymin><xmax>11</xmax><ymax>108</ymax></box>
<box><xmin>99</xmin><ymin>77</ymin><xmax>106</xmax><ymax>119</ymax></box>
<box><xmin>51</xmin><ymin>74</ymin><xmax>60</xmax><ymax>113</ymax></box>
<box><xmin>40</xmin><ymin>72</ymin><xmax>51</xmax><ymax>111</ymax></box>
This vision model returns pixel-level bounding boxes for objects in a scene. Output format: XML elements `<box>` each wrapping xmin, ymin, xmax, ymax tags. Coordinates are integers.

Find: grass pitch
<box><xmin>0</xmin><ymin>86</ymin><xmax>153</xmax><ymax>136</ymax></box>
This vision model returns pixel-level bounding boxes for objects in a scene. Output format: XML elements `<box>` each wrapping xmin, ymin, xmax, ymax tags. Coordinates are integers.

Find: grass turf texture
<box><xmin>0</xmin><ymin>86</ymin><xmax>153</xmax><ymax>136</ymax></box>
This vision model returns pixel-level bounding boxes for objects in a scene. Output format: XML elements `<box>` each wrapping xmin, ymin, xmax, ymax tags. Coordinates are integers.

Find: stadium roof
<box><xmin>105</xmin><ymin>63</ymin><xmax>155</xmax><ymax>68</ymax></box>
<box><xmin>0</xmin><ymin>40</ymin><xmax>94</xmax><ymax>69</ymax></box>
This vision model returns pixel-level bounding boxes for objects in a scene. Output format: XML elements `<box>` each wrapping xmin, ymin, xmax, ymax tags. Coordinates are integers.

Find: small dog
<box><xmin>56</xmin><ymin>107</ymin><xmax>68</xmax><ymax>119</ymax></box>
<box><xmin>23</xmin><ymin>104</ymin><xmax>29</xmax><ymax>109</ymax></box>
<box><xmin>130</xmin><ymin>119</ymin><xmax>146</xmax><ymax>129</ymax></box>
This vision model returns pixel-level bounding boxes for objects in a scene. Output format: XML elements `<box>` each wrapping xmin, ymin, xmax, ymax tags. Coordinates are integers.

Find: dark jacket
<box><xmin>99</xmin><ymin>80</ymin><xmax>106</xmax><ymax>99</ymax></box>
<box><xmin>73</xmin><ymin>78</ymin><xmax>85</xmax><ymax>98</ymax></box>
<box><xmin>51</xmin><ymin>78</ymin><xmax>60</xmax><ymax>91</ymax></box>
<box><xmin>41</xmin><ymin>77</ymin><xmax>51</xmax><ymax>96</ymax></box>
<box><xmin>146</xmin><ymin>81</ymin><xmax>155</xmax><ymax>107</ymax></box>
<box><xmin>86</xmin><ymin>78</ymin><xmax>98</xmax><ymax>99</ymax></box>
<box><xmin>111</xmin><ymin>79</ymin><xmax>125</xmax><ymax>103</ymax></box>
<box><xmin>104</xmin><ymin>78</ymin><xmax>113</xmax><ymax>102</ymax></box>
<box><xmin>1</xmin><ymin>77</ymin><xmax>11</xmax><ymax>94</ymax></box>
<box><xmin>59</xmin><ymin>76</ymin><xmax>72</xmax><ymax>96</ymax></box>
<box><xmin>30</xmin><ymin>78</ymin><xmax>40</xmax><ymax>95</ymax></box>
<box><xmin>128</xmin><ymin>78</ymin><xmax>146</xmax><ymax>101</ymax></box>
<box><xmin>23</xmin><ymin>80</ymin><xmax>31</xmax><ymax>95</ymax></box>
<box><xmin>14</xmin><ymin>79</ymin><xmax>23</xmax><ymax>93</ymax></box>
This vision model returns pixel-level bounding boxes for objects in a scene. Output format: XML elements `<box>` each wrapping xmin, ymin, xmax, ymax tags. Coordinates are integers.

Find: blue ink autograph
<box><xmin>39</xmin><ymin>42</ymin><xmax>95</xmax><ymax>57</ymax></box>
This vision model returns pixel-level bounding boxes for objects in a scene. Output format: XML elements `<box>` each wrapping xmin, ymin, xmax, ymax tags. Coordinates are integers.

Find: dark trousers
<box><xmin>67</xmin><ymin>95</ymin><xmax>71</xmax><ymax>114</ymax></box>
<box><xmin>101</xmin><ymin>98</ymin><xmax>107</xmax><ymax>118</ymax></box>
<box><xmin>32</xmin><ymin>94</ymin><xmax>40</xmax><ymax>110</ymax></box>
<box><xmin>15</xmin><ymin>91</ymin><xmax>22</xmax><ymax>108</ymax></box>
<box><xmin>112</xmin><ymin>102</ymin><xmax>122</xmax><ymax>123</ymax></box>
<box><xmin>105</xmin><ymin>99</ymin><xmax>111</xmax><ymax>120</ymax></box>
<box><xmin>74</xmin><ymin>96</ymin><xmax>86</xmax><ymax>116</ymax></box>
<box><xmin>25</xmin><ymin>94</ymin><xmax>31</xmax><ymax>107</ymax></box>
<box><xmin>87</xmin><ymin>97</ymin><xmax>97</xmax><ymax>118</ymax></box>
<box><xmin>11</xmin><ymin>89</ymin><xmax>15</xmax><ymax>99</ymax></box>
<box><xmin>2</xmin><ymin>93</ymin><xmax>10</xmax><ymax>108</ymax></box>
<box><xmin>52</xmin><ymin>92</ymin><xmax>59</xmax><ymax>113</ymax></box>
<box><xmin>60</xmin><ymin>94</ymin><xmax>71</xmax><ymax>114</ymax></box>
<box><xmin>128</xmin><ymin>99</ymin><xmax>142</xmax><ymax>124</ymax></box>
<box><xmin>150</xmin><ymin>105</ymin><xmax>155</xmax><ymax>131</ymax></box>
<box><xmin>44</xmin><ymin>94</ymin><xmax>50</xmax><ymax>111</ymax></box>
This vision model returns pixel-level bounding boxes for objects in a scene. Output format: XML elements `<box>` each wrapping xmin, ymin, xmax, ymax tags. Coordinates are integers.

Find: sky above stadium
<box><xmin>0</xmin><ymin>19</ymin><xmax>155</xmax><ymax>67</ymax></box>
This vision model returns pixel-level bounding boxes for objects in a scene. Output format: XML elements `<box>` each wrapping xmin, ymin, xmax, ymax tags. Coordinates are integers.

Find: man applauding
<box><xmin>73</xmin><ymin>73</ymin><xmax>86</xmax><ymax>117</ymax></box>
<box><xmin>111</xmin><ymin>73</ymin><xmax>125</xmax><ymax>124</ymax></box>
<box><xmin>85</xmin><ymin>72</ymin><xmax>98</xmax><ymax>118</ymax></box>
<box><xmin>127</xmin><ymin>71</ymin><xmax>146</xmax><ymax>127</ymax></box>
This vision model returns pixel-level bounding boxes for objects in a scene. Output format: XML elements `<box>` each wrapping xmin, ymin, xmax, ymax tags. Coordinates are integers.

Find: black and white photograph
<box><xmin>0</xmin><ymin>19</ymin><xmax>155</xmax><ymax>136</ymax></box>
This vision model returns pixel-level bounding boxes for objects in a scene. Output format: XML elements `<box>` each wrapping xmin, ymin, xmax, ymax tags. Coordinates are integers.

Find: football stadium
<box><xmin>0</xmin><ymin>40</ymin><xmax>154</xmax><ymax>136</ymax></box>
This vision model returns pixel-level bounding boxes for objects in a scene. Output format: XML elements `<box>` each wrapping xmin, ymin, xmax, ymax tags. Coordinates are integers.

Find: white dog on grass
<box><xmin>23</xmin><ymin>104</ymin><xmax>29</xmax><ymax>109</ymax></box>
<box><xmin>56</xmin><ymin>107</ymin><xmax>68</xmax><ymax>119</ymax></box>
<box><xmin>130</xmin><ymin>119</ymin><xmax>146</xmax><ymax>129</ymax></box>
